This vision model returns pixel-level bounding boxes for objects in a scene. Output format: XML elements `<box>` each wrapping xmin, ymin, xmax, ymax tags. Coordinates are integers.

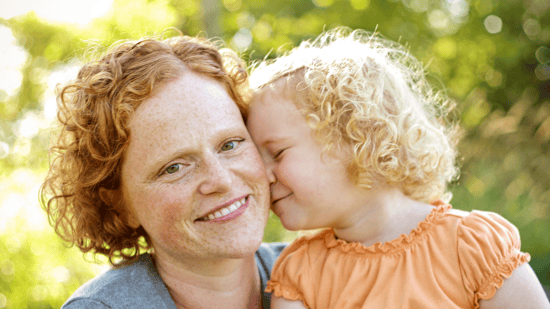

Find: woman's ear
<box><xmin>99</xmin><ymin>187</ymin><xmax>141</xmax><ymax>229</ymax></box>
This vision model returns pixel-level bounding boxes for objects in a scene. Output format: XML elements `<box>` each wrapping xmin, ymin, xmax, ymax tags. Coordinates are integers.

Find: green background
<box><xmin>1</xmin><ymin>0</ymin><xmax>549</xmax><ymax>307</ymax></box>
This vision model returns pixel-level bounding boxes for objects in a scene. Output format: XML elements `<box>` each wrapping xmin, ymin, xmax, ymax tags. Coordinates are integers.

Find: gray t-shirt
<box><xmin>63</xmin><ymin>242</ymin><xmax>286</xmax><ymax>308</ymax></box>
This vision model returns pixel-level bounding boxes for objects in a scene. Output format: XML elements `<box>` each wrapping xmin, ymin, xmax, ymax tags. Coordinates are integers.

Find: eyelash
<box><xmin>273</xmin><ymin>148</ymin><xmax>286</xmax><ymax>159</ymax></box>
<box><xmin>159</xmin><ymin>139</ymin><xmax>245</xmax><ymax>177</ymax></box>
<box><xmin>221</xmin><ymin>139</ymin><xmax>245</xmax><ymax>152</ymax></box>
<box><xmin>161</xmin><ymin>163</ymin><xmax>184</xmax><ymax>176</ymax></box>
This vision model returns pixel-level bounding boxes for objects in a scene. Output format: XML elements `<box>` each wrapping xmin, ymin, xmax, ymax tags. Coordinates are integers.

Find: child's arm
<box><xmin>479</xmin><ymin>263</ymin><xmax>550</xmax><ymax>309</ymax></box>
<box><xmin>271</xmin><ymin>295</ymin><xmax>309</xmax><ymax>309</ymax></box>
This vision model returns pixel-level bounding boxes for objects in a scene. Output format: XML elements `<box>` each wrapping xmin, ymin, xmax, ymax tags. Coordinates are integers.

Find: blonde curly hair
<box><xmin>40</xmin><ymin>35</ymin><xmax>249</xmax><ymax>265</ymax></box>
<box><xmin>248</xmin><ymin>28</ymin><xmax>460</xmax><ymax>203</ymax></box>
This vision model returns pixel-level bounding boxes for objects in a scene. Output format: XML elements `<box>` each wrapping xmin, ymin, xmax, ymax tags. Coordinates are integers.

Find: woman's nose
<box><xmin>198</xmin><ymin>154</ymin><xmax>232</xmax><ymax>195</ymax></box>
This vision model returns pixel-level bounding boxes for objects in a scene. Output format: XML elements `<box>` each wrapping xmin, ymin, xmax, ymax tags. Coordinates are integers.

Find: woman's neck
<box><xmin>154</xmin><ymin>251</ymin><xmax>262</xmax><ymax>309</ymax></box>
<box><xmin>333</xmin><ymin>186</ymin><xmax>434</xmax><ymax>247</ymax></box>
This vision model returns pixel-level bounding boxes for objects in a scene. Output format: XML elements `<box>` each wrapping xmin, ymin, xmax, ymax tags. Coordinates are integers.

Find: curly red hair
<box><xmin>40</xmin><ymin>35</ymin><xmax>249</xmax><ymax>265</ymax></box>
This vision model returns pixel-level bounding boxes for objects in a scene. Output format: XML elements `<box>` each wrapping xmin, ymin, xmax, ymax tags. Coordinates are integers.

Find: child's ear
<box><xmin>99</xmin><ymin>187</ymin><xmax>140</xmax><ymax>229</ymax></box>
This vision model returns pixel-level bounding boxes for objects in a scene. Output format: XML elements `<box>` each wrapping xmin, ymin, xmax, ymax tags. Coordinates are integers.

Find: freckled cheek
<box><xmin>237</xmin><ymin>150</ymin><xmax>271</xmax><ymax>214</ymax></box>
<box><xmin>130</xmin><ymin>187</ymin><xmax>195</xmax><ymax>231</ymax></box>
<box><xmin>241</xmin><ymin>149</ymin><xmax>270</xmax><ymax>181</ymax></box>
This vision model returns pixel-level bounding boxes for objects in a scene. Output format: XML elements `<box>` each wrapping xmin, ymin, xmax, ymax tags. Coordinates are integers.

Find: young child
<box><xmin>246</xmin><ymin>29</ymin><xmax>550</xmax><ymax>309</ymax></box>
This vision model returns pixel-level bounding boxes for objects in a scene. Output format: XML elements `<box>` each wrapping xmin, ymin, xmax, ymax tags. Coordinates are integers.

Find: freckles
<box><xmin>139</xmin><ymin>187</ymin><xmax>191</xmax><ymax>229</ymax></box>
<box><xmin>161</xmin><ymin>191</ymin><xmax>194</xmax><ymax>219</ymax></box>
<box><xmin>242</xmin><ymin>149</ymin><xmax>269</xmax><ymax>180</ymax></box>
<box><xmin>252</xmin><ymin>162</ymin><xmax>268</xmax><ymax>181</ymax></box>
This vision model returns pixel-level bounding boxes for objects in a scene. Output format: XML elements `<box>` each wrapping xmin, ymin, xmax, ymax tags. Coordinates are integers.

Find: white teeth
<box><xmin>200</xmin><ymin>197</ymin><xmax>247</xmax><ymax>221</ymax></box>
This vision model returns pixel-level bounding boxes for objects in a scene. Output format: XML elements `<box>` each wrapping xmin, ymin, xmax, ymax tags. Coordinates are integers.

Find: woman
<box><xmin>40</xmin><ymin>35</ymin><xmax>285</xmax><ymax>308</ymax></box>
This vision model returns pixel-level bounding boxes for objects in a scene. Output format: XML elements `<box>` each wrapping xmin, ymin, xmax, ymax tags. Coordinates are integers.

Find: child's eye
<box><xmin>221</xmin><ymin>139</ymin><xmax>245</xmax><ymax>152</ymax></box>
<box><xmin>273</xmin><ymin>148</ymin><xmax>286</xmax><ymax>159</ymax></box>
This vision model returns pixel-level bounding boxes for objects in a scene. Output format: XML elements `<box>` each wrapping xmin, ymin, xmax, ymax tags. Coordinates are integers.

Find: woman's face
<box><xmin>120</xmin><ymin>70</ymin><xmax>270</xmax><ymax>264</ymax></box>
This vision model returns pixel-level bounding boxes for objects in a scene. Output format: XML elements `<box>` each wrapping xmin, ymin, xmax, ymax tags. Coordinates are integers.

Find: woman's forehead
<box><xmin>122</xmin><ymin>71</ymin><xmax>247</xmax><ymax>175</ymax></box>
<box><xmin>135</xmin><ymin>72</ymin><xmax>238</xmax><ymax>120</ymax></box>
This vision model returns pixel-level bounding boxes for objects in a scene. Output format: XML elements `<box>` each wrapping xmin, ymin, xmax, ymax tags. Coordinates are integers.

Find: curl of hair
<box><xmin>249</xmin><ymin>28</ymin><xmax>460</xmax><ymax>203</ymax></box>
<box><xmin>40</xmin><ymin>35</ymin><xmax>249</xmax><ymax>265</ymax></box>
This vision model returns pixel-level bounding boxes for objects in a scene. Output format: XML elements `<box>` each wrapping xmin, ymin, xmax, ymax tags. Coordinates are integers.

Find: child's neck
<box><xmin>333</xmin><ymin>186</ymin><xmax>434</xmax><ymax>248</ymax></box>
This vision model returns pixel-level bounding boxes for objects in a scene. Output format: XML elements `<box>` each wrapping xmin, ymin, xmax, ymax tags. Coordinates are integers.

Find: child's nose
<box><xmin>265</xmin><ymin>162</ymin><xmax>277</xmax><ymax>185</ymax></box>
<box><xmin>261</xmin><ymin>153</ymin><xmax>277</xmax><ymax>185</ymax></box>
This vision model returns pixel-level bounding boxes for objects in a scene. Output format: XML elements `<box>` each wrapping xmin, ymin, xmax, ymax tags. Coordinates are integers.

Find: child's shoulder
<box><xmin>443</xmin><ymin>204</ymin><xmax>520</xmax><ymax>234</ymax></box>
<box><xmin>442</xmin><ymin>205</ymin><xmax>531</xmax><ymax>306</ymax></box>
<box><xmin>432</xmin><ymin>201</ymin><xmax>514</xmax><ymax>226</ymax></box>
<box><xmin>438</xmin><ymin>203</ymin><xmax>523</xmax><ymax>252</ymax></box>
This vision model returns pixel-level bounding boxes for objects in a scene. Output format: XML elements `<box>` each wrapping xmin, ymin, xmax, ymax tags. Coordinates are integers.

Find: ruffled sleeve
<box><xmin>457</xmin><ymin>210</ymin><xmax>531</xmax><ymax>308</ymax></box>
<box><xmin>265</xmin><ymin>235</ymin><xmax>312</xmax><ymax>307</ymax></box>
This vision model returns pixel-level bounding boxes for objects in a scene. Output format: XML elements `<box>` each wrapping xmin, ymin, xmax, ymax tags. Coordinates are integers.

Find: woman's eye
<box><xmin>221</xmin><ymin>139</ymin><xmax>244</xmax><ymax>152</ymax></box>
<box><xmin>164</xmin><ymin>164</ymin><xmax>181</xmax><ymax>174</ymax></box>
<box><xmin>221</xmin><ymin>141</ymin><xmax>236</xmax><ymax>151</ymax></box>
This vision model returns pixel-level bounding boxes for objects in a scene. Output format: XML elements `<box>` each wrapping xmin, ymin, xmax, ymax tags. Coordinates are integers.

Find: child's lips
<box><xmin>272</xmin><ymin>193</ymin><xmax>292</xmax><ymax>205</ymax></box>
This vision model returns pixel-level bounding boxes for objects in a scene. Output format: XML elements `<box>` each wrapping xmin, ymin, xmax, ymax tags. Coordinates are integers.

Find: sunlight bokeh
<box><xmin>0</xmin><ymin>0</ymin><xmax>113</xmax><ymax>101</ymax></box>
<box><xmin>0</xmin><ymin>0</ymin><xmax>113</xmax><ymax>25</ymax></box>
<box><xmin>0</xmin><ymin>26</ymin><xmax>26</xmax><ymax>97</ymax></box>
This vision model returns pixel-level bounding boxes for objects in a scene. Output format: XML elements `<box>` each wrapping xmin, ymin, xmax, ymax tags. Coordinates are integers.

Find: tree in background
<box><xmin>0</xmin><ymin>0</ymin><xmax>548</xmax><ymax>307</ymax></box>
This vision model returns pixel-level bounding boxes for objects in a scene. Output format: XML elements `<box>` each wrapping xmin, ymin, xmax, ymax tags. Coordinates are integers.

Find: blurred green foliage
<box><xmin>1</xmin><ymin>0</ymin><xmax>549</xmax><ymax>307</ymax></box>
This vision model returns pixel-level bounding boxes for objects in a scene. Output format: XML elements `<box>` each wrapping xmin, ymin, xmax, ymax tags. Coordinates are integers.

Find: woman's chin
<box><xmin>220</xmin><ymin>213</ymin><xmax>268</xmax><ymax>256</ymax></box>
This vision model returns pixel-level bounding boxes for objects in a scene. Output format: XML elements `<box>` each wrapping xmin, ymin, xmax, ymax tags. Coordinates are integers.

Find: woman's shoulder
<box><xmin>62</xmin><ymin>253</ymin><xmax>176</xmax><ymax>309</ymax></box>
<box><xmin>257</xmin><ymin>242</ymin><xmax>288</xmax><ymax>260</ymax></box>
<box><xmin>256</xmin><ymin>242</ymin><xmax>288</xmax><ymax>280</ymax></box>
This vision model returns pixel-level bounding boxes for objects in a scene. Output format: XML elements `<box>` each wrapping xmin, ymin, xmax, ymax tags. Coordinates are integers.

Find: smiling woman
<box><xmin>40</xmin><ymin>35</ymin><xmax>285</xmax><ymax>308</ymax></box>
<box><xmin>114</xmin><ymin>70</ymin><xmax>272</xmax><ymax>266</ymax></box>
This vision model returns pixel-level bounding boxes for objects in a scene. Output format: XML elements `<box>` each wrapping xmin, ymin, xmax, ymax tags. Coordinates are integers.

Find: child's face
<box><xmin>247</xmin><ymin>86</ymin><xmax>371</xmax><ymax>231</ymax></box>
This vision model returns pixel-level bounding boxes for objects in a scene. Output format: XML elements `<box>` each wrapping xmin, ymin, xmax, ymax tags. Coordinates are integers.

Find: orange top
<box><xmin>266</xmin><ymin>204</ymin><xmax>530</xmax><ymax>309</ymax></box>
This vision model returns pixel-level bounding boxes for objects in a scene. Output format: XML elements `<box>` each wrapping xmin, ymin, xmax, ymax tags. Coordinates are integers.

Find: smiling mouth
<box><xmin>197</xmin><ymin>196</ymin><xmax>248</xmax><ymax>221</ymax></box>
